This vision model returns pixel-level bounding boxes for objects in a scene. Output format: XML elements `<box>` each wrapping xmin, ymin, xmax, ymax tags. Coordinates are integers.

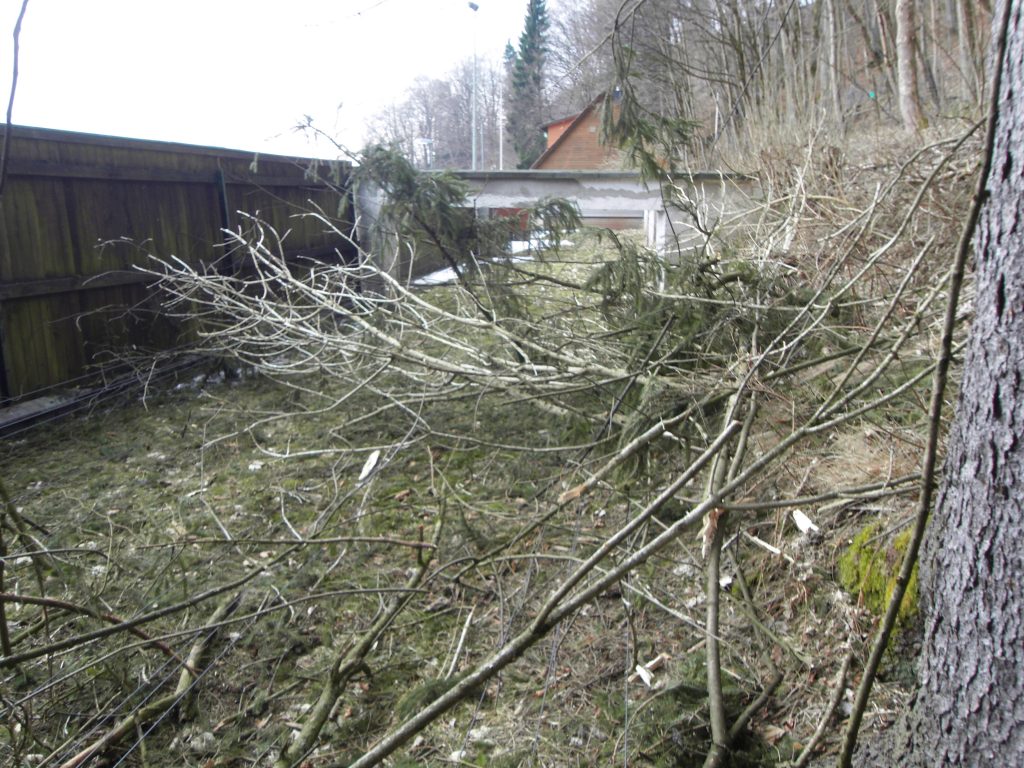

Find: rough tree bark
<box><xmin>894</xmin><ymin>1</ymin><xmax>1023</xmax><ymax>763</ymax></box>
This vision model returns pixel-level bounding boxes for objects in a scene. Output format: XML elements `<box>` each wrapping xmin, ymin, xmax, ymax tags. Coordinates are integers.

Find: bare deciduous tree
<box><xmin>368</xmin><ymin>60</ymin><xmax>506</xmax><ymax>170</ymax></box>
<box><xmin>896</xmin><ymin>0</ymin><xmax>924</xmax><ymax>132</ymax></box>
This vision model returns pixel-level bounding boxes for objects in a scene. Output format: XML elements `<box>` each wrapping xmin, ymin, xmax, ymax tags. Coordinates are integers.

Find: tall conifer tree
<box><xmin>506</xmin><ymin>0</ymin><xmax>549</xmax><ymax>168</ymax></box>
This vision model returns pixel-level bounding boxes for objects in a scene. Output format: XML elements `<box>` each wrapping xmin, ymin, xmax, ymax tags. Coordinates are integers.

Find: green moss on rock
<box><xmin>838</xmin><ymin>522</ymin><xmax>918</xmax><ymax>628</ymax></box>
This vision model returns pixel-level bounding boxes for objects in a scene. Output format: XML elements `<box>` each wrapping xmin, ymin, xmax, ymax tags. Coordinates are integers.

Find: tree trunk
<box><xmin>826</xmin><ymin>0</ymin><xmax>845</xmax><ymax>127</ymax></box>
<box><xmin>896</xmin><ymin>0</ymin><xmax>924</xmax><ymax>131</ymax></box>
<box><xmin>895</xmin><ymin>1</ymin><xmax>1024</xmax><ymax>763</ymax></box>
<box><xmin>874</xmin><ymin>0</ymin><xmax>901</xmax><ymax>109</ymax></box>
<box><xmin>956</xmin><ymin>0</ymin><xmax>980</xmax><ymax>102</ymax></box>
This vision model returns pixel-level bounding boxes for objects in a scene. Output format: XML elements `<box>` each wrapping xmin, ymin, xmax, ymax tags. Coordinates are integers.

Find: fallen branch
<box><xmin>794</xmin><ymin>650</ymin><xmax>853</xmax><ymax>767</ymax></box>
<box><xmin>0</xmin><ymin>543</ymin><xmax>300</xmax><ymax>669</ymax></box>
<box><xmin>0</xmin><ymin>591</ymin><xmax>195</xmax><ymax>673</ymax></box>
<box><xmin>346</xmin><ymin>420</ymin><xmax>742</xmax><ymax>768</ymax></box>
<box><xmin>274</xmin><ymin>516</ymin><xmax>445</xmax><ymax>768</ymax></box>
<box><xmin>729</xmin><ymin>669</ymin><xmax>785</xmax><ymax>744</ymax></box>
<box><xmin>703</xmin><ymin>392</ymin><xmax>756</xmax><ymax>768</ymax></box>
<box><xmin>54</xmin><ymin>590</ymin><xmax>242</xmax><ymax>768</ymax></box>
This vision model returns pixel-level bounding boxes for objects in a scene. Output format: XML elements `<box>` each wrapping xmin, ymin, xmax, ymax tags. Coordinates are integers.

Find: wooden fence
<box><xmin>0</xmin><ymin>125</ymin><xmax>354</xmax><ymax>400</ymax></box>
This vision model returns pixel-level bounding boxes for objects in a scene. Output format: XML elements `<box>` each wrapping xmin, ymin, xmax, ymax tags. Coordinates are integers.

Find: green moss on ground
<box><xmin>838</xmin><ymin>522</ymin><xmax>918</xmax><ymax>629</ymax></box>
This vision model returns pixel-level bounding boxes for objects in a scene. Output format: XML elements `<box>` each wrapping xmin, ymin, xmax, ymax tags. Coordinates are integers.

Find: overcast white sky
<box><xmin>0</xmin><ymin>0</ymin><xmax>527</xmax><ymax>158</ymax></box>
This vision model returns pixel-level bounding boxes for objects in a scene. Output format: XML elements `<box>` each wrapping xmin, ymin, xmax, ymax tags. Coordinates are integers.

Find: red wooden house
<box><xmin>532</xmin><ymin>93</ymin><xmax>624</xmax><ymax>171</ymax></box>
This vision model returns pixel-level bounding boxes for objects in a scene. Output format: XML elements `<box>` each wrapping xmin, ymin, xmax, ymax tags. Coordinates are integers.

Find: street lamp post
<box><xmin>469</xmin><ymin>2</ymin><xmax>479</xmax><ymax>170</ymax></box>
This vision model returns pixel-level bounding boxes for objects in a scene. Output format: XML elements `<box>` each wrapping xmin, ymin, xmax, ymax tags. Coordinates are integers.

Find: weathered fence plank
<box><xmin>0</xmin><ymin>125</ymin><xmax>353</xmax><ymax>400</ymax></box>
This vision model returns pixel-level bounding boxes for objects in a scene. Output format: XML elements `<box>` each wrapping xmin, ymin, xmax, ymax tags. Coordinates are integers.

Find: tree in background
<box><xmin>558</xmin><ymin>0</ymin><xmax>992</xmax><ymax>162</ymax></box>
<box><xmin>505</xmin><ymin>0</ymin><xmax>550</xmax><ymax>168</ymax></box>
<box><xmin>367</xmin><ymin>60</ymin><xmax>506</xmax><ymax>171</ymax></box>
<box><xmin>896</xmin><ymin>0</ymin><xmax>924</xmax><ymax>133</ymax></box>
<box><xmin>546</xmin><ymin>0</ymin><xmax>617</xmax><ymax>114</ymax></box>
<box><xmin>368</xmin><ymin>1</ymin><xmax>993</xmax><ymax>171</ymax></box>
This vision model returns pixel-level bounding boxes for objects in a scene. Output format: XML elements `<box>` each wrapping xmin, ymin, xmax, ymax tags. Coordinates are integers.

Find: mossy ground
<box><xmin>838</xmin><ymin>522</ymin><xmax>919</xmax><ymax>631</ymax></box>
<box><xmin>0</xmin><ymin>364</ymin><xmax>913</xmax><ymax>766</ymax></box>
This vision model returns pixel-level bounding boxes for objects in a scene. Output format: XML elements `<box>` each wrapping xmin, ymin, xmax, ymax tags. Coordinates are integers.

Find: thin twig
<box><xmin>274</xmin><ymin>514</ymin><xmax>445</xmax><ymax>768</ymax></box>
<box><xmin>0</xmin><ymin>543</ymin><xmax>302</xmax><ymax>669</ymax></box>
<box><xmin>0</xmin><ymin>592</ymin><xmax>196</xmax><ymax>673</ymax></box>
<box><xmin>794</xmin><ymin>650</ymin><xmax>853</xmax><ymax>767</ymax></box>
<box><xmin>727</xmin><ymin>670</ymin><xmax>785</xmax><ymax>743</ymax></box>
<box><xmin>0</xmin><ymin>0</ymin><xmax>29</xmax><ymax>201</ymax></box>
<box><xmin>445</xmin><ymin>605</ymin><xmax>475</xmax><ymax>680</ymax></box>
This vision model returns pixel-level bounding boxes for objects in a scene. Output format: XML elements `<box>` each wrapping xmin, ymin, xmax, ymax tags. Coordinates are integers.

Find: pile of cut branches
<box><xmin>0</xmin><ymin>124</ymin><xmax>980</xmax><ymax>766</ymax></box>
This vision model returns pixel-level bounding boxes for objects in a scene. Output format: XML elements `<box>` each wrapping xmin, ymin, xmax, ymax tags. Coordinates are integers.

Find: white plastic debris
<box><xmin>792</xmin><ymin>509</ymin><xmax>820</xmax><ymax>534</ymax></box>
<box><xmin>634</xmin><ymin>664</ymin><xmax>654</xmax><ymax>687</ymax></box>
<box><xmin>358</xmin><ymin>449</ymin><xmax>381</xmax><ymax>482</ymax></box>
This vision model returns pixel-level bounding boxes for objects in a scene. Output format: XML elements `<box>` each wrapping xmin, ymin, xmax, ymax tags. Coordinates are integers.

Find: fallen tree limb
<box><xmin>794</xmin><ymin>650</ymin><xmax>853</xmax><ymax>767</ymax></box>
<box><xmin>274</xmin><ymin>516</ymin><xmax>445</xmax><ymax>768</ymax></box>
<box><xmin>0</xmin><ymin>543</ymin><xmax>300</xmax><ymax>669</ymax></box>
<box><xmin>703</xmin><ymin>390</ymin><xmax>757</xmax><ymax>768</ymax></box>
<box><xmin>346</xmin><ymin>420</ymin><xmax>743</xmax><ymax>768</ymax></box>
<box><xmin>728</xmin><ymin>669</ymin><xmax>785</xmax><ymax>744</ymax></box>
<box><xmin>54</xmin><ymin>590</ymin><xmax>242</xmax><ymax>768</ymax></box>
<box><xmin>0</xmin><ymin>591</ymin><xmax>195</xmax><ymax>672</ymax></box>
